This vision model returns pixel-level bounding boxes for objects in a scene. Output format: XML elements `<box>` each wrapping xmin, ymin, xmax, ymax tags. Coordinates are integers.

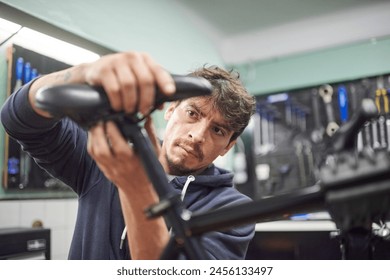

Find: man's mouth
<box><xmin>180</xmin><ymin>145</ymin><xmax>197</xmax><ymax>157</ymax></box>
<box><xmin>177</xmin><ymin>143</ymin><xmax>203</xmax><ymax>161</ymax></box>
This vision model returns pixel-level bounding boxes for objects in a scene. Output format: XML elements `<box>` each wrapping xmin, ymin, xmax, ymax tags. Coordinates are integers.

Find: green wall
<box><xmin>1</xmin><ymin>0</ymin><xmax>225</xmax><ymax>73</ymax></box>
<box><xmin>232</xmin><ymin>36</ymin><xmax>390</xmax><ymax>95</ymax></box>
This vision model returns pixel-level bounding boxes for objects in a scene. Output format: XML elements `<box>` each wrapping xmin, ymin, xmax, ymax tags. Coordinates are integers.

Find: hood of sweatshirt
<box><xmin>168</xmin><ymin>164</ymin><xmax>249</xmax><ymax>213</ymax></box>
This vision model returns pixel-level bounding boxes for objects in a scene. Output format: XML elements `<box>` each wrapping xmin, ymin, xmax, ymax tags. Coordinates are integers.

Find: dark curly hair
<box><xmin>189</xmin><ymin>65</ymin><xmax>256</xmax><ymax>142</ymax></box>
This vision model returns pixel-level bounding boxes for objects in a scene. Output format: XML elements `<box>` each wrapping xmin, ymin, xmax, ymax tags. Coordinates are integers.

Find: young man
<box><xmin>1</xmin><ymin>51</ymin><xmax>256</xmax><ymax>260</ymax></box>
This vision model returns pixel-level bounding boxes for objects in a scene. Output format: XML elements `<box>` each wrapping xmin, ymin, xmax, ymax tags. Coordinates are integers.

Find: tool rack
<box><xmin>241</xmin><ymin>74</ymin><xmax>390</xmax><ymax>199</ymax></box>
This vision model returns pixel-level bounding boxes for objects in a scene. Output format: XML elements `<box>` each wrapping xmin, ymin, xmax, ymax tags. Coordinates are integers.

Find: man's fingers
<box><xmin>126</xmin><ymin>53</ymin><xmax>155</xmax><ymax>116</ymax></box>
<box><xmin>115</xmin><ymin>65</ymin><xmax>137</xmax><ymax>113</ymax></box>
<box><xmin>88</xmin><ymin>122</ymin><xmax>112</xmax><ymax>160</ymax></box>
<box><xmin>144</xmin><ymin>117</ymin><xmax>161</xmax><ymax>155</ymax></box>
<box><xmin>104</xmin><ymin>121</ymin><xmax>133</xmax><ymax>157</ymax></box>
<box><xmin>142</xmin><ymin>53</ymin><xmax>176</xmax><ymax>96</ymax></box>
<box><xmin>85</xmin><ymin>51</ymin><xmax>173</xmax><ymax>117</ymax></box>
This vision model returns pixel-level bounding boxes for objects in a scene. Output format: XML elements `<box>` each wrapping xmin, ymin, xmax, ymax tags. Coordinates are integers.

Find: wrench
<box><xmin>350</xmin><ymin>85</ymin><xmax>364</xmax><ymax>152</ymax></box>
<box><xmin>295</xmin><ymin>142</ymin><xmax>306</xmax><ymax>187</ymax></box>
<box><xmin>310</xmin><ymin>88</ymin><xmax>325</xmax><ymax>143</ymax></box>
<box><xmin>319</xmin><ymin>84</ymin><xmax>339</xmax><ymax>137</ymax></box>
<box><xmin>374</xmin><ymin>77</ymin><xmax>388</xmax><ymax>149</ymax></box>
<box><xmin>387</xmin><ymin>75</ymin><xmax>390</xmax><ymax>152</ymax></box>
<box><xmin>375</xmin><ymin>88</ymin><xmax>387</xmax><ymax>149</ymax></box>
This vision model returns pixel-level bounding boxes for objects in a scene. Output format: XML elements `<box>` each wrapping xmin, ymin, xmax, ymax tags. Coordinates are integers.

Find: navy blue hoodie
<box><xmin>1</xmin><ymin>81</ymin><xmax>255</xmax><ymax>260</ymax></box>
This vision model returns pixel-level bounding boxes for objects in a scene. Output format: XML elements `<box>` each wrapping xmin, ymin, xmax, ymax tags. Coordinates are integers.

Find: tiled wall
<box><xmin>0</xmin><ymin>198</ymin><xmax>78</xmax><ymax>260</ymax></box>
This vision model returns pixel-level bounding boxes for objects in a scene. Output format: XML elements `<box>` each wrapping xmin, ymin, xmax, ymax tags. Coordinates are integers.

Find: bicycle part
<box><xmin>188</xmin><ymin>184</ymin><xmax>324</xmax><ymax>235</ymax></box>
<box><xmin>331</xmin><ymin>98</ymin><xmax>378</xmax><ymax>153</ymax></box>
<box><xmin>35</xmin><ymin>74</ymin><xmax>212</xmax><ymax>128</ymax></box>
<box><xmin>120</xmin><ymin>123</ymin><xmax>207</xmax><ymax>259</ymax></box>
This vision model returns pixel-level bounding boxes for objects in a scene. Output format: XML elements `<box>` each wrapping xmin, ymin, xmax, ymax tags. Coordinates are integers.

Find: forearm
<box><xmin>118</xmin><ymin>182</ymin><xmax>169</xmax><ymax>260</ymax></box>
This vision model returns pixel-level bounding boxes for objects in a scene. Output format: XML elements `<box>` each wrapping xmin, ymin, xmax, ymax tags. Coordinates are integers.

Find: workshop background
<box><xmin>0</xmin><ymin>0</ymin><xmax>390</xmax><ymax>260</ymax></box>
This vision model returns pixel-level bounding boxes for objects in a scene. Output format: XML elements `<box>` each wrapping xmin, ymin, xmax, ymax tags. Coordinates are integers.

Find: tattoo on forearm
<box><xmin>63</xmin><ymin>71</ymin><xmax>71</xmax><ymax>82</ymax></box>
<box><xmin>55</xmin><ymin>70</ymin><xmax>71</xmax><ymax>82</ymax></box>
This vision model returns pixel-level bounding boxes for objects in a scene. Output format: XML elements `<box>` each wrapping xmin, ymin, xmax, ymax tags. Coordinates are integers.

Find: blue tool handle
<box><xmin>31</xmin><ymin>68</ymin><xmax>39</xmax><ymax>80</ymax></box>
<box><xmin>338</xmin><ymin>85</ymin><xmax>349</xmax><ymax>123</ymax></box>
<box><xmin>23</xmin><ymin>62</ymin><xmax>31</xmax><ymax>84</ymax></box>
<box><xmin>15</xmin><ymin>57</ymin><xmax>24</xmax><ymax>80</ymax></box>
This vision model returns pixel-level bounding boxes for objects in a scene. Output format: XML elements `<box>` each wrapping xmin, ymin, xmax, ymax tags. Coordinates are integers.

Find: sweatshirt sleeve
<box><xmin>1</xmin><ymin>81</ymin><xmax>104</xmax><ymax>196</ymax></box>
<box><xmin>198</xmin><ymin>193</ymin><xmax>256</xmax><ymax>260</ymax></box>
<box><xmin>201</xmin><ymin>222</ymin><xmax>255</xmax><ymax>260</ymax></box>
<box><xmin>185</xmin><ymin>185</ymin><xmax>256</xmax><ymax>260</ymax></box>
<box><xmin>1</xmin><ymin>81</ymin><xmax>58</xmax><ymax>133</ymax></box>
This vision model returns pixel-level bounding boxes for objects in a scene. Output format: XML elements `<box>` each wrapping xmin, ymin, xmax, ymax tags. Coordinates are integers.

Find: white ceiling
<box><xmin>175</xmin><ymin>0</ymin><xmax>390</xmax><ymax>64</ymax></box>
<box><xmin>177</xmin><ymin>0</ymin><xmax>388</xmax><ymax>36</ymax></box>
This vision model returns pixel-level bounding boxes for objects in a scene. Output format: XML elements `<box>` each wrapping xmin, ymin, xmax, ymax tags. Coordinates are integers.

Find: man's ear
<box><xmin>164</xmin><ymin>102</ymin><xmax>178</xmax><ymax>120</ymax></box>
<box><xmin>219</xmin><ymin>139</ymin><xmax>237</xmax><ymax>157</ymax></box>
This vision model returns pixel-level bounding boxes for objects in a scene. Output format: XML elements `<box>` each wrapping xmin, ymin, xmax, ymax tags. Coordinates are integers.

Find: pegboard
<box><xmin>246</xmin><ymin>73</ymin><xmax>390</xmax><ymax>199</ymax></box>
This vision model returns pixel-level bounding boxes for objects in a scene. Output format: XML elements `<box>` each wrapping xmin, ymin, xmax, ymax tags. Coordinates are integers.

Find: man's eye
<box><xmin>213</xmin><ymin>127</ymin><xmax>224</xmax><ymax>136</ymax></box>
<box><xmin>186</xmin><ymin>110</ymin><xmax>197</xmax><ymax>118</ymax></box>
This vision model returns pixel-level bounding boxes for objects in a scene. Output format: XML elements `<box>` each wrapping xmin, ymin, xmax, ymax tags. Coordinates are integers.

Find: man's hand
<box><xmin>87</xmin><ymin>120</ymin><xmax>169</xmax><ymax>260</ymax></box>
<box><xmin>87</xmin><ymin>121</ymin><xmax>144</xmax><ymax>187</ymax></box>
<box><xmin>29</xmin><ymin>51</ymin><xmax>176</xmax><ymax>118</ymax></box>
<box><xmin>84</xmin><ymin>52</ymin><xmax>175</xmax><ymax>115</ymax></box>
<box><xmin>28</xmin><ymin>51</ymin><xmax>172</xmax><ymax>259</ymax></box>
<box><xmin>87</xmin><ymin>115</ymin><xmax>162</xmax><ymax>186</ymax></box>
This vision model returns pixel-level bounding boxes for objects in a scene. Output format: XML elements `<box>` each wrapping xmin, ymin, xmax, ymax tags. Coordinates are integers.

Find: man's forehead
<box><xmin>180</xmin><ymin>97</ymin><xmax>232</xmax><ymax>130</ymax></box>
<box><xmin>181</xmin><ymin>97</ymin><xmax>215</xmax><ymax>113</ymax></box>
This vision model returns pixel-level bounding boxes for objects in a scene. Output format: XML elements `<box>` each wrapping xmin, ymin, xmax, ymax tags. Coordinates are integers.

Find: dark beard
<box><xmin>165</xmin><ymin>153</ymin><xmax>199</xmax><ymax>176</ymax></box>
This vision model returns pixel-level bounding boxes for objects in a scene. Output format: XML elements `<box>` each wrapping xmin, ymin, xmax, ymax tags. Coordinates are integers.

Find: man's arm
<box><xmin>27</xmin><ymin>51</ymin><xmax>174</xmax><ymax>259</ymax></box>
<box><xmin>88</xmin><ymin>121</ymin><xmax>169</xmax><ymax>259</ymax></box>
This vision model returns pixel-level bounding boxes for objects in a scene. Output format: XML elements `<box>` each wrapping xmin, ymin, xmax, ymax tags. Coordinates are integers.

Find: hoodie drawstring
<box><xmin>120</xmin><ymin>226</ymin><xmax>127</xmax><ymax>250</ymax></box>
<box><xmin>181</xmin><ymin>175</ymin><xmax>195</xmax><ymax>201</ymax></box>
<box><xmin>120</xmin><ymin>175</ymin><xmax>195</xmax><ymax>249</ymax></box>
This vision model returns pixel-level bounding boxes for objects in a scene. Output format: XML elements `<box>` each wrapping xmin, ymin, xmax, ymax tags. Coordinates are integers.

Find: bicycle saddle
<box><xmin>35</xmin><ymin>74</ymin><xmax>212</xmax><ymax>128</ymax></box>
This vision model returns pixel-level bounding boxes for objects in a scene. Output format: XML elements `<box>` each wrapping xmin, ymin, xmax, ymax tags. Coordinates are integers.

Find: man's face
<box><xmin>160</xmin><ymin>97</ymin><xmax>236</xmax><ymax>176</ymax></box>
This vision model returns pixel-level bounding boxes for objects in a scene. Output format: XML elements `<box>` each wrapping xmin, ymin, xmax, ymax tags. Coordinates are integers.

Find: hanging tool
<box><xmin>304</xmin><ymin>142</ymin><xmax>314</xmax><ymax>184</ymax></box>
<box><xmin>338</xmin><ymin>85</ymin><xmax>349</xmax><ymax>124</ymax></box>
<box><xmin>319</xmin><ymin>84</ymin><xmax>339</xmax><ymax>137</ymax></box>
<box><xmin>296</xmin><ymin>106</ymin><xmax>308</xmax><ymax>132</ymax></box>
<box><xmin>374</xmin><ymin>76</ymin><xmax>388</xmax><ymax>149</ymax></box>
<box><xmin>311</xmin><ymin>88</ymin><xmax>325</xmax><ymax>143</ymax></box>
<box><xmin>31</xmin><ymin>68</ymin><xmax>39</xmax><ymax>80</ymax></box>
<box><xmin>294</xmin><ymin>142</ymin><xmax>306</xmax><ymax>187</ymax></box>
<box><xmin>23</xmin><ymin>62</ymin><xmax>31</xmax><ymax>84</ymax></box>
<box><xmin>254</xmin><ymin>103</ymin><xmax>273</xmax><ymax>155</ymax></box>
<box><xmin>268</xmin><ymin>112</ymin><xmax>275</xmax><ymax>148</ymax></box>
<box><xmin>363</xmin><ymin>121</ymin><xmax>372</xmax><ymax>150</ymax></box>
<box><xmin>253</xmin><ymin>106</ymin><xmax>262</xmax><ymax>155</ymax></box>
<box><xmin>358</xmin><ymin>80</ymin><xmax>375</xmax><ymax>151</ymax></box>
<box><xmin>386</xmin><ymin>74</ymin><xmax>390</xmax><ymax>152</ymax></box>
<box><xmin>349</xmin><ymin>85</ymin><xmax>364</xmax><ymax>153</ymax></box>
<box><xmin>387</xmin><ymin>116</ymin><xmax>390</xmax><ymax>152</ymax></box>
<box><xmin>285</xmin><ymin>97</ymin><xmax>292</xmax><ymax>126</ymax></box>
<box><xmin>13</xmin><ymin>57</ymin><xmax>24</xmax><ymax>91</ymax></box>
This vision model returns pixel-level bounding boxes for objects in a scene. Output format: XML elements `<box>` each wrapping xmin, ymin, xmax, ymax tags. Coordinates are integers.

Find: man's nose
<box><xmin>188</xmin><ymin>122</ymin><xmax>207</xmax><ymax>143</ymax></box>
